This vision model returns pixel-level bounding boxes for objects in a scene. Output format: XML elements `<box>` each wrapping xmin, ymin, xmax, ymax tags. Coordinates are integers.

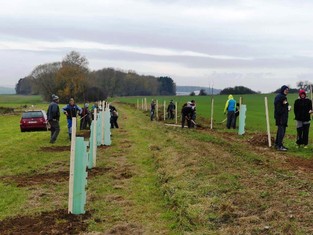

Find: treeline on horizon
<box><xmin>15</xmin><ymin>51</ymin><xmax>307</xmax><ymax>101</ymax></box>
<box><xmin>15</xmin><ymin>51</ymin><xmax>176</xmax><ymax>102</ymax></box>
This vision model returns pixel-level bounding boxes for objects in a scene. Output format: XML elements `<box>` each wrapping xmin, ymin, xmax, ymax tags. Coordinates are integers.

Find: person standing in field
<box><xmin>80</xmin><ymin>103</ymin><xmax>91</xmax><ymax>130</ymax></box>
<box><xmin>62</xmin><ymin>98</ymin><xmax>82</xmax><ymax>140</ymax></box>
<box><xmin>167</xmin><ymin>100</ymin><xmax>176</xmax><ymax>119</ymax></box>
<box><xmin>47</xmin><ymin>94</ymin><xmax>60</xmax><ymax>144</ymax></box>
<box><xmin>109</xmin><ymin>104</ymin><xmax>119</xmax><ymax>128</ymax></box>
<box><xmin>274</xmin><ymin>85</ymin><xmax>290</xmax><ymax>151</ymax></box>
<box><xmin>190</xmin><ymin>100</ymin><xmax>196</xmax><ymax>128</ymax></box>
<box><xmin>150</xmin><ymin>99</ymin><xmax>156</xmax><ymax>121</ymax></box>
<box><xmin>224</xmin><ymin>95</ymin><xmax>237</xmax><ymax>129</ymax></box>
<box><xmin>181</xmin><ymin>102</ymin><xmax>194</xmax><ymax>128</ymax></box>
<box><xmin>294</xmin><ymin>89</ymin><xmax>312</xmax><ymax>148</ymax></box>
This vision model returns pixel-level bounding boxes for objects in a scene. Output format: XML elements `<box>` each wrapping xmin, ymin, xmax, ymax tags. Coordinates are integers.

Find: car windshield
<box><xmin>22</xmin><ymin>111</ymin><xmax>43</xmax><ymax>118</ymax></box>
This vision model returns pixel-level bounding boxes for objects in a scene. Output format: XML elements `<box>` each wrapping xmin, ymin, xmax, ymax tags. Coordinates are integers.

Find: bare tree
<box><xmin>30</xmin><ymin>62</ymin><xmax>61</xmax><ymax>101</ymax></box>
<box><xmin>297</xmin><ymin>81</ymin><xmax>312</xmax><ymax>92</ymax></box>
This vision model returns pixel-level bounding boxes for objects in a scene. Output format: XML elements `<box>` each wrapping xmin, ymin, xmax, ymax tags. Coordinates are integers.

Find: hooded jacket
<box><xmin>294</xmin><ymin>90</ymin><xmax>312</xmax><ymax>122</ymax></box>
<box><xmin>47</xmin><ymin>101</ymin><xmax>60</xmax><ymax>121</ymax></box>
<box><xmin>274</xmin><ymin>85</ymin><xmax>289</xmax><ymax>126</ymax></box>
<box><xmin>224</xmin><ymin>95</ymin><xmax>236</xmax><ymax>113</ymax></box>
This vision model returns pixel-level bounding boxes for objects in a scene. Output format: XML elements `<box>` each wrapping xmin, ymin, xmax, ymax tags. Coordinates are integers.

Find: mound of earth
<box><xmin>247</xmin><ymin>133</ymin><xmax>274</xmax><ymax>147</ymax></box>
<box><xmin>0</xmin><ymin>209</ymin><xmax>91</xmax><ymax>234</ymax></box>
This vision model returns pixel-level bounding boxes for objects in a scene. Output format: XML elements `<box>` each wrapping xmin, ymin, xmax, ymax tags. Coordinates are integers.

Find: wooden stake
<box><xmin>101</xmin><ymin>101</ymin><xmax>105</xmax><ymax>145</ymax></box>
<box><xmin>210</xmin><ymin>98</ymin><xmax>214</xmax><ymax>129</ymax></box>
<box><xmin>156</xmin><ymin>100</ymin><xmax>159</xmax><ymax>121</ymax></box>
<box><xmin>164</xmin><ymin>100</ymin><xmax>166</xmax><ymax>121</ymax></box>
<box><xmin>68</xmin><ymin>117</ymin><xmax>77</xmax><ymax>213</ymax></box>
<box><xmin>137</xmin><ymin>99</ymin><xmax>139</xmax><ymax>109</ymax></box>
<box><xmin>142</xmin><ymin>99</ymin><xmax>144</xmax><ymax>110</ymax></box>
<box><xmin>239</xmin><ymin>97</ymin><xmax>242</xmax><ymax>107</ymax></box>
<box><xmin>92</xmin><ymin>108</ymin><xmax>97</xmax><ymax>167</ymax></box>
<box><xmin>175</xmin><ymin>102</ymin><xmax>178</xmax><ymax>124</ymax></box>
<box><xmin>265</xmin><ymin>97</ymin><xmax>272</xmax><ymax>147</ymax></box>
<box><xmin>145</xmin><ymin>98</ymin><xmax>147</xmax><ymax>111</ymax></box>
<box><xmin>310</xmin><ymin>85</ymin><xmax>313</xmax><ymax>110</ymax></box>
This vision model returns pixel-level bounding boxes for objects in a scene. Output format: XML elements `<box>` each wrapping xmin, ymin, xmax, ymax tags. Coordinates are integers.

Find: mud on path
<box><xmin>0</xmin><ymin>209</ymin><xmax>91</xmax><ymax>235</ymax></box>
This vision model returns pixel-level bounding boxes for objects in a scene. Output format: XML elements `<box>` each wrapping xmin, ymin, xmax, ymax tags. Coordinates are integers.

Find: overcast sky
<box><xmin>1</xmin><ymin>0</ymin><xmax>313</xmax><ymax>92</ymax></box>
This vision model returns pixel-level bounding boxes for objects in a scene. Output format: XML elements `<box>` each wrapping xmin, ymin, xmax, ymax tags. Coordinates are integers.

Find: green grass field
<box><xmin>0</xmin><ymin>94</ymin><xmax>312</xmax><ymax>234</ymax></box>
<box><xmin>116</xmin><ymin>93</ymin><xmax>300</xmax><ymax>132</ymax></box>
<box><xmin>116</xmin><ymin>93</ymin><xmax>313</xmax><ymax>158</ymax></box>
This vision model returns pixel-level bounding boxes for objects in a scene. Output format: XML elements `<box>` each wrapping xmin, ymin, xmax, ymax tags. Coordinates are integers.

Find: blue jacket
<box><xmin>224</xmin><ymin>95</ymin><xmax>236</xmax><ymax>113</ymax></box>
<box><xmin>62</xmin><ymin>104</ymin><xmax>82</xmax><ymax>120</ymax></box>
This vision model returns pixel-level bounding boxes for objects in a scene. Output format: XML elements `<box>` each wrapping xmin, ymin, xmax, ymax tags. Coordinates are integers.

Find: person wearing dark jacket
<box><xmin>190</xmin><ymin>100</ymin><xmax>196</xmax><ymax>128</ymax></box>
<box><xmin>109</xmin><ymin>105</ymin><xmax>119</xmax><ymax>128</ymax></box>
<box><xmin>181</xmin><ymin>102</ymin><xmax>194</xmax><ymax>128</ymax></box>
<box><xmin>234</xmin><ymin>103</ymin><xmax>240</xmax><ymax>128</ymax></box>
<box><xmin>47</xmin><ymin>94</ymin><xmax>60</xmax><ymax>144</ymax></box>
<box><xmin>62</xmin><ymin>98</ymin><xmax>82</xmax><ymax>140</ymax></box>
<box><xmin>274</xmin><ymin>85</ymin><xmax>290</xmax><ymax>151</ymax></box>
<box><xmin>167</xmin><ymin>100</ymin><xmax>176</xmax><ymax>119</ymax></box>
<box><xmin>294</xmin><ymin>89</ymin><xmax>312</xmax><ymax>148</ymax></box>
<box><xmin>150</xmin><ymin>100</ymin><xmax>156</xmax><ymax>121</ymax></box>
<box><xmin>80</xmin><ymin>103</ymin><xmax>91</xmax><ymax>130</ymax></box>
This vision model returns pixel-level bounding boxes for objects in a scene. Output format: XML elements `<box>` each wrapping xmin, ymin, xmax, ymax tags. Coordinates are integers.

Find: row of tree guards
<box><xmin>68</xmin><ymin>101</ymin><xmax>111</xmax><ymax>215</ymax></box>
<box><xmin>137</xmin><ymin>96</ymin><xmax>273</xmax><ymax>148</ymax></box>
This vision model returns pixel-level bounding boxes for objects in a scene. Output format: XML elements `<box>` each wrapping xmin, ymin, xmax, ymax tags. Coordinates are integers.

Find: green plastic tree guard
<box><xmin>88</xmin><ymin>121</ymin><xmax>97</xmax><ymax>169</ymax></box>
<box><xmin>104</xmin><ymin>109</ymin><xmax>111</xmax><ymax>146</ymax></box>
<box><xmin>88</xmin><ymin>121</ymin><xmax>94</xmax><ymax>169</ymax></box>
<box><xmin>71</xmin><ymin>137</ymin><xmax>88</xmax><ymax>214</ymax></box>
<box><xmin>238</xmin><ymin>104</ymin><xmax>247</xmax><ymax>135</ymax></box>
<box><xmin>96</xmin><ymin>113</ymin><xmax>102</xmax><ymax>146</ymax></box>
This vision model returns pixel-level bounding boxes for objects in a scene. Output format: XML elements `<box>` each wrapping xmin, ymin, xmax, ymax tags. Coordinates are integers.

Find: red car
<box><xmin>20</xmin><ymin>110</ymin><xmax>48</xmax><ymax>132</ymax></box>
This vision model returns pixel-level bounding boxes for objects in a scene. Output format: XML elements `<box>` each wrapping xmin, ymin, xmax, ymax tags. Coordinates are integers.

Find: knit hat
<box><xmin>299</xmin><ymin>89</ymin><xmax>306</xmax><ymax>97</ymax></box>
<box><xmin>52</xmin><ymin>94</ymin><xmax>59</xmax><ymax>101</ymax></box>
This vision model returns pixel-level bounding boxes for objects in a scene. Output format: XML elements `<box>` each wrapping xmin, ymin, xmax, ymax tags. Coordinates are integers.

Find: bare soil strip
<box><xmin>0</xmin><ymin>209</ymin><xmax>91</xmax><ymax>234</ymax></box>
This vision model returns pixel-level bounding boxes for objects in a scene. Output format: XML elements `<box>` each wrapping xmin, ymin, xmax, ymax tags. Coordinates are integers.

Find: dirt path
<box><xmin>85</xmin><ymin>105</ymin><xmax>179</xmax><ymax>234</ymax></box>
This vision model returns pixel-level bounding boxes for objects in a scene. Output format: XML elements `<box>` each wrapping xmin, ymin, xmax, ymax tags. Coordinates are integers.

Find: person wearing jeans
<box><xmin>224</xmin><ymin>95</ymin><xmax>237</xmax><ymax>129</ymax></box>
<box><xmin>62</xmin><ymin>98</ymin><xmax>82</xmax><ymax>140</ymax></box>
<box><xmin>47</xmin><ymin>94</ymin><xmax>60</xmax><ymax>144</ymax></box>
<box><xmin>294</xmin><ymin>89</ymin><xmax>312</xmax><ymax>148</ymax></box>
<box><xmin>274</xmin><ymin>85</ymin><xmax>290</xmax><ymax>151</ymax></box>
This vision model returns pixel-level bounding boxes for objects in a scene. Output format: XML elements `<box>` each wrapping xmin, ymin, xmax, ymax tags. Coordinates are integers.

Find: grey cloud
<box><xmin>84</xmin><ymin>48</ymin><xmax>313</xmax><ymax>70</ymax></box>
